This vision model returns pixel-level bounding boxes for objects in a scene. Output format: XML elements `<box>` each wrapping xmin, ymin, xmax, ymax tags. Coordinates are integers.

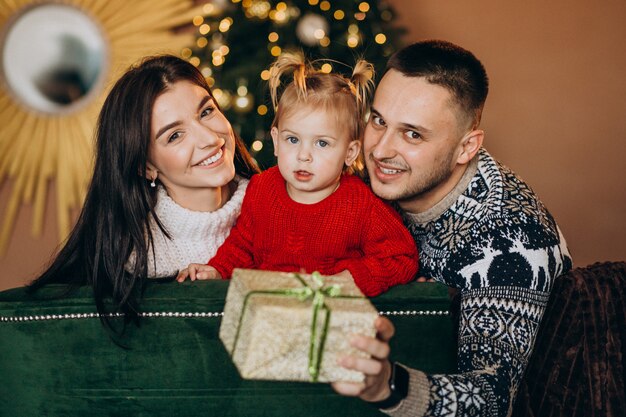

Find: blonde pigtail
<box><xmin>351</xmin><ymin>59</ymin><xmax>375</xmax><ymax>117</ymax></box>
<box><xmin>268</xmin><ymin>51</ymin><xmax>309</xmax><ymax>110</ymax></box>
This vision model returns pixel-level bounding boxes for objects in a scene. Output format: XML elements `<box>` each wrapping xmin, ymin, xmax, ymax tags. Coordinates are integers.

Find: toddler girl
<box><xmin>177</xmin><ymin>52</ymin><xmax>418</xmax><ymax>296</ymax></box>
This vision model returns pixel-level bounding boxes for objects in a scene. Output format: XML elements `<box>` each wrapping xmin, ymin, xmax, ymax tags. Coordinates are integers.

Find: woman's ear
<box><xmin>145</xmin><ymin>162</ymin><xmax>158</xmax><ymax>181</ymax></box>
<box><xmin>270</xmin><ymin>126</ymin><xmax>279</xmax><ymax>157</ymax></box>
<box><xmin>345</xmin><ymin>140</ymin><xmax>362</xmax><ymax>166</ymax></box>
<box><xmin>456</xmin><ymin>129</ymin><xmax>484</xmax><ymax>165</ymax></box>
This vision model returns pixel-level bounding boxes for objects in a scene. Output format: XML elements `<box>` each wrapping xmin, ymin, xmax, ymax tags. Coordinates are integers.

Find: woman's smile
<box><xmin>195</xmin><ymin>147</ymin><xmax>224</xmax><ymax>168</ymax></box>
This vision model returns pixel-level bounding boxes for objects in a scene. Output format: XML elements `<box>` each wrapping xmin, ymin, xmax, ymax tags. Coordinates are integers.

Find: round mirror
<box><xmin>0</xmin><ymin>4</ymin><xmax>107</xmax><ymax>114</ymax></box>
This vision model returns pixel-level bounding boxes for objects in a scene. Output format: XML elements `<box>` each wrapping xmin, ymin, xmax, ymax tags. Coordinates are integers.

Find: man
<box><xmin>332</xmin><ymin>40</ymin><xmax>572</xmax><ymax>416</ymax></box>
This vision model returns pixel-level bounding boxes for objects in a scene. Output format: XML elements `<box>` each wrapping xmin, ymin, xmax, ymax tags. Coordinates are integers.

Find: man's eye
<box><xmin>405</xmin><ymin>130</ymin><xmax>421</xmax><ymax>140</ymax></box>
<box><xmin>287</xmin><ymin>136</ymin><xmax>298</xmax><ymax>144</ymax></box>
<box><xmin>372</xmin><ymin>115</ymin><xmax>385</xmax><ymax>126</ymax></box>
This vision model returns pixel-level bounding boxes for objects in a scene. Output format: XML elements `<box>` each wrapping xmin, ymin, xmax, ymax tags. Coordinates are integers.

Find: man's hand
<box><xmin>331</xmin><ymin>316</ymin><xmax>396</xmax><ymax>402</ymax></box>
<box><xmin>176</xmin><ymin>264</ymin><xmax>221</xmax><ymax>282</ymax></box>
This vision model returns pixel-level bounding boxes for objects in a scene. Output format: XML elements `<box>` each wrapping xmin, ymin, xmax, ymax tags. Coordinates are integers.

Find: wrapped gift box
<box><xmin>219</xmin><ymin>268</ymin><xmax>378</xmax><ymax>383</ymax></box>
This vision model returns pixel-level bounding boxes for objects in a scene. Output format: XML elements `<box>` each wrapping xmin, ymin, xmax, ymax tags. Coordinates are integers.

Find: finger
<box><xmin>374</xmin><ymin>316</ymin><xmax>395</xmax><ymax>342</ymax></box>
<box><xmin>196</xmin><ymin>272</ymin><xmax>209</xmax><ymax>280</ymax></box>
<box><xmin>338</xmin><ymin>355</ymin><xmax>383</xmax><ymax>375</ymax></box>
<box><xmin>189</xmin><ymin>267</ymin><xmax>197</xmax><ymax>281</ymax></box>
<box><xmin>350</xmin><ymin>334</ymin><xmax>390</xmax><ymax>360</ymax></box>
<box><xmin>330</xmin><ymin>381</ymin><xmax>365</xmax><ymax>397</ymax></box>
<box><xmin>176</xmin><ymin>269</ymin><xmax>188</xmax><ymax>283</ymax></box>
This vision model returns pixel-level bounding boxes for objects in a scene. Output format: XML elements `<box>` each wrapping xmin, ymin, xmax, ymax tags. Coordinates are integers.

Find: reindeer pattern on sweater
<box><xmin>400</xmin><ymin>148</ymin><xmax>572</xmax><ymax>417</ymax></box>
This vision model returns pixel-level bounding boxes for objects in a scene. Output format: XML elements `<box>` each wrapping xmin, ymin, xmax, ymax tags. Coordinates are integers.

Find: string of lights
<box><xmin>183</xmin><ymin>0</ymin><xmax>403</xmax><ymax>168</ymax></box>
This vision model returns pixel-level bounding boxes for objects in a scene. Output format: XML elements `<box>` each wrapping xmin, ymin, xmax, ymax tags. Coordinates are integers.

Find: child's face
<box><xmin>271</xmin><ymin>106</ymin><xmax>360</xmax><ymax>204</ymax></box>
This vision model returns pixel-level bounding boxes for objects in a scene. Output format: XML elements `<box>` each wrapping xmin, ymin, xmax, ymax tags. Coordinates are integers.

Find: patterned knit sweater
<box><xmin>208</xmin><ymin>166</ymin><xmax>419</xmax><ymax>297</ymax></box>
<box><xmin>128</xmin><ymin>178</ymin><xmax>248</xmax><ymax>278</ymax></box>
<box><xmin>385</xmin><ymin>149</ymin><xmax>572</xmax><ymax>417</ymax></box>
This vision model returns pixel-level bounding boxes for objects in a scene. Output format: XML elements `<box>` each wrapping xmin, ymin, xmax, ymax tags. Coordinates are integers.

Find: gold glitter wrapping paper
<box><xmin>219</xmin><ymin>269</ymin><xmax>378</xmax><ymax>383</ymax></box>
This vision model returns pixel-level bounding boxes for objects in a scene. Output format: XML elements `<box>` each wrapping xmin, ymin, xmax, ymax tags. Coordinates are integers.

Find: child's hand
<box><xmin>176</xmin><ymin>264</ymin><xmax>221</xmax><ymax>282</ymax></box>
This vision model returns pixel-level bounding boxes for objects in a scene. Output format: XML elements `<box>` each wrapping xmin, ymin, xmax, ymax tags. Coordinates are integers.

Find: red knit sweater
<box><xmin>208</xmin><ymin>167</ymin><xmax>418</xmax><ymax>296</ymax></box>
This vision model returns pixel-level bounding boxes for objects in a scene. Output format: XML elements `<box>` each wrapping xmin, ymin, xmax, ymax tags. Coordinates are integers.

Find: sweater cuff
<box><xmin>381</xmin><ymin>367</ymin><xmax>430</xmax><ymax>417</ymax></box>
<box><xmin>338</xmin><ymin>261</ymin><xmax>379</xmax><ymax>297</ymax></box>
<box><xmin>207</xmin><ymin>260</ymin><xmax>230</xmax><ymax>280</ymax></box>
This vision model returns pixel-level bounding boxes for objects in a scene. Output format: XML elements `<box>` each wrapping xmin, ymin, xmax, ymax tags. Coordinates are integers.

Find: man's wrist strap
<box><xmin>369</xmin><ymin>362</ymin><xmax>410</xmax><ymax>410</ymax></box>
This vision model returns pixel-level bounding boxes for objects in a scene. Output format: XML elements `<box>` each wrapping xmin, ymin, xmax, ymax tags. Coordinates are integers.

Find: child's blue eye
<box><xmin>287</xmin><ymin>136</ymin><xmax>299</xmax><ymax>144</ymax></box>
<box><xmin>317</xmin><ymin>140</ymin><xmax>329</xmax><ymax>148</ymax></box>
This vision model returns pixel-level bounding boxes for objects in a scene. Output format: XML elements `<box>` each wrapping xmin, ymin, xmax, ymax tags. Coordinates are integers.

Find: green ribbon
<box><xmin>231</xmin><ymin>271</ymin><xmax>362</xmax><ymax>382</ymax></box>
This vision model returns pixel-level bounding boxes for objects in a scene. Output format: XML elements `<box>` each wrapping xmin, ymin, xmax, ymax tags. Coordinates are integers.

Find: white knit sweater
<box><xmin>128</xmin><ymin>177</ymin><xmax>249</xmax><ymax>278</ymax></box>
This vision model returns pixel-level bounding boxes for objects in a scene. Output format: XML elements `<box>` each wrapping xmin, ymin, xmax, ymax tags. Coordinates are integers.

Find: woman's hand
<box><xmin>331</xmin><ymin>316</ymin><xmax>396</xmax><ymax>402</ymax></box>
<box><xmin>176</xmin><ymin>264</ymin><xmax>221</xmax><ymax>282</ymax></box>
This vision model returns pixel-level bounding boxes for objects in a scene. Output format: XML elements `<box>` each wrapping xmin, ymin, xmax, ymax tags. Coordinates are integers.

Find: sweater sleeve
<box><xmin>384</xmin><ymin>222</ymin><xmax>572</xmax><ymax>417</ymax></box>
<box><xmin>335</xmin><ymin>195</ymin><xmax>418</xmax><ymax>297</ymax></box>
<box><xmin>208</xmin><ymin>176</ymin><xmax>258</xmax><ymax>278</ymax></box>
<box><xmin>384</xmin><ymin>285</ymin><xmax>550</xmax><ymax>417</ymax></box>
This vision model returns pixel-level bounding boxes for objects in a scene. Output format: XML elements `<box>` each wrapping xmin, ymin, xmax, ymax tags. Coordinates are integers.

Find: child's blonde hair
<box><xmin>268</xmin><ymin>52</ymin><xmax>374</xmax><ymax>172</ymax></box>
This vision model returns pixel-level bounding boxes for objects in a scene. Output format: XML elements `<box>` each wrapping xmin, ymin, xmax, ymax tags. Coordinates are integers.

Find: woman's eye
<box><xmin>168</xmin><ymin>132</ymin><xmax>181</xmax><ymax>143</ymax></box>
<box><xmin>287</xmin><ymin>136</ymin><xmax>298</xmax><ymax>144</ymax></box>
<box><xmin>201</xmin><ymin>106</ymin><xmax>214</xmax><ymax>118</ymax></box>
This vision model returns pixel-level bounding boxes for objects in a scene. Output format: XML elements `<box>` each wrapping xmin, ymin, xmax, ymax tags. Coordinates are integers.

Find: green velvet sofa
<box><xmin>0</xmin><ymin>280</ymin><xmax>456</xmax><ymax>417</ymax></box>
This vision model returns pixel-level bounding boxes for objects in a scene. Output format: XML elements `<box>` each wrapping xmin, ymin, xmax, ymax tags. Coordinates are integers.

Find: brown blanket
<box><xmin>513</xmin><ymin>261</ymin><xmax>626</xmax><ymax>417</ymax></box>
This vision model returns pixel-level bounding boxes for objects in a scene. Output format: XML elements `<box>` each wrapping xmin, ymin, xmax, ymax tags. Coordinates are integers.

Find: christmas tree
<box><xmin>185</xmin><ymin>0</ymin><xmax>404</xmax><ymax>168</ymax></box>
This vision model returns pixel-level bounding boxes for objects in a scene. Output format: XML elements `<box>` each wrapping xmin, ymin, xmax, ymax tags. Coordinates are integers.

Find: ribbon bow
<box><xmin>231</xmin><ymin>271</ymin><xmax>360</xmax><ymax>382</ymax></box>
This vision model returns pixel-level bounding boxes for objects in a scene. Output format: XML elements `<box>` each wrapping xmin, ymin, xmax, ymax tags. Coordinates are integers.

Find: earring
<box><xmin>150</xmin><ymin>176</ymin><xmax>156</xmax><ymax>188</ymax></box>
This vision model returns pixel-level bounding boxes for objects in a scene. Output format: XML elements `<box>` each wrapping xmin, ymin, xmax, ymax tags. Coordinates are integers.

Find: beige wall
<box><xmin>384</xmin><ymin>0</ymin><xmax>626</xmax><ymax>263</ymax></box>
<box><xmin>1</xmin><ymin>0</ymin><xmax>625</xmax><ymax>290</ymax></box>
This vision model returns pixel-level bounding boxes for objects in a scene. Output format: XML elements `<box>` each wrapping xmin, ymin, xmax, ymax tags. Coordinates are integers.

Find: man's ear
<box><xmin>270</xmin><ymin>127</ymin><xmax>279</xmax><ymax>157</ymax></box>
<box><xmin>456</xmin><ymin>129</ymin><xmax>484</xmax><ymax>165</ymax></box>
<box><xmin>345</xmin><ymin>140</ymin><xmax>362</xmax><ymax>166</ymax></box>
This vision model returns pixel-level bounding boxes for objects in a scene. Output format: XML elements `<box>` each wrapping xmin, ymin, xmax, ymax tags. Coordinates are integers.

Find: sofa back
<box><xmin>0</xmin><ymin>279</ymin><xmax>456</xmax><ymax>417</ymax></box>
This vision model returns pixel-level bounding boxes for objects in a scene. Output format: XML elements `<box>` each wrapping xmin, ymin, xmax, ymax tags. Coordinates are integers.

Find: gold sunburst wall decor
<box><xmin>0</xmin><ymin>0</ymin><xmax>209</xmax><ymax>255</ymax></box>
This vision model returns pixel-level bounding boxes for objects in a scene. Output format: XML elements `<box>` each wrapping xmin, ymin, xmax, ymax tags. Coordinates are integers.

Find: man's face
<box><xmin>364</xmin><ymin>70</ymin><xmax>467</xmax><ymax>213</ymax></box>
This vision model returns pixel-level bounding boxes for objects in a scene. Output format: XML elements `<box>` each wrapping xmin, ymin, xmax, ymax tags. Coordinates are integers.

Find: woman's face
<box><xmin>147</xmin><ymin>80</ymin><xmax>236</xmax><ymax>208</ymax></box>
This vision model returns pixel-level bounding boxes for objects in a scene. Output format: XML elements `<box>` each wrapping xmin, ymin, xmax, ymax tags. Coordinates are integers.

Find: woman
<box><xmin>28</xmin><ymin>55</ymin><xmax>259</xmax><ymax>331</ymax></box>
